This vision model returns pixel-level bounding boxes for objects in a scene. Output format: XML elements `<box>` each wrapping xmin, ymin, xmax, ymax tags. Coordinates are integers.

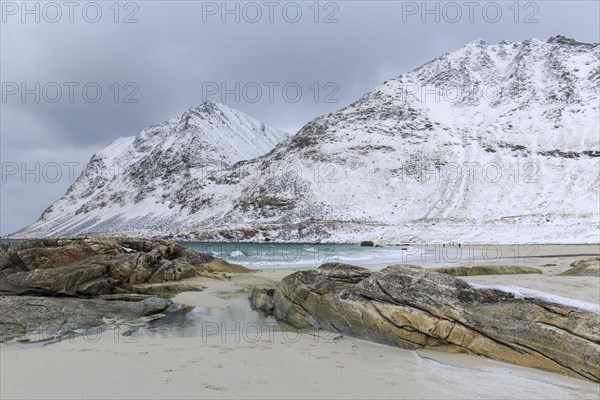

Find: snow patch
<box><xmin>469</xmin><ymin>283</ymin><xmax>600</xmax><ymax>314</ymax></box>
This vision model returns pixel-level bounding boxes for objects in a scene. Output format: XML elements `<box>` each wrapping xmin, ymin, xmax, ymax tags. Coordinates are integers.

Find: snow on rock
<box><xmin>469</xmin><ymin>283</ymin><xmax>600</xmax><ymax>314</ymax></box>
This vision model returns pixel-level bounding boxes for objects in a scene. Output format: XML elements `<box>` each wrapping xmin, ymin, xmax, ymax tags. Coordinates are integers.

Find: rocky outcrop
<box><xmin>0</xmin><ymin>237</ymin><xmax>249</xmax><ymax>296</ymax></box>
<box><xmin>431</xmin><ymin>265</ymin><xmax>542</xmax><ymax>276</ymax></box>
<box><xmin>0</xmin><ymin>295</ymin><xmax>171</xmax><ymax>342</ymax></box>
<box><xmin>251</xmin><ymin>263</ymin><xmax>600</xmax><ymax>382</ymax></box>
<box><xmin>0</xmin><ymin>238</ymin><xmax>250</xmax><ymax>342</ymax></box>
<box><xmin>560</xmin><ymin>257</ymin><xmax>600</xmax><ymax>277</ymax></box>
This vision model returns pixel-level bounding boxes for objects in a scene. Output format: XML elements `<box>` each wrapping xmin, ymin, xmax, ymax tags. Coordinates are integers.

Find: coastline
<box><xmin>2</xmin><ymin>244</ymin><xmax>599</xmax><ymax>399</ymax></box>
<box><xmin>2</xmin><ymin>330</ymin><xmax>599</xmax><ymax>400</ymax></box>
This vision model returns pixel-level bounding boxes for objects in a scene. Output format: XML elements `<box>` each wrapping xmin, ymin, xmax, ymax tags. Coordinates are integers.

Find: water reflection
<box><xmin>140</xmin><ymin>296</ymin><xmax>289</xmax><ymax>340</ymax></box>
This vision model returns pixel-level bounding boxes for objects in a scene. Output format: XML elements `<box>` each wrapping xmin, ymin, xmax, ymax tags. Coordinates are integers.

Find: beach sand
<box><xmin>2</xmin><ymin>329</ymin><xmax>599</xmax><ymax>399</ymax></box>
<box><xmin>1</xmin><ymin>245</ymin><xmax>599</xmax><ymax>399</ymax></box>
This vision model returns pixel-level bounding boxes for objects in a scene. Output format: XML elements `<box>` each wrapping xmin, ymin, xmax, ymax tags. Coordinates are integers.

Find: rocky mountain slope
<box><xmin>12</xmin><ymin>36</ymin><xmax>600</xmax><ymax>243</ymax></box>
<box><xmin>13</xmin><ymin>102</ymin><xmax>289</xmax><ymax>238</ymax></box>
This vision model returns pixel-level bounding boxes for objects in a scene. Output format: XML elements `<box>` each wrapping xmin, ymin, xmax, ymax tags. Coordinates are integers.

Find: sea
<box><xmin>179</xmin><ymin>241</ymin><xmax>499</xmax><ymax>269</ymax></box>
<box><xmin>0</xmin><ymin>238</ymin><xmax>519</xmax><ymax>269</ymax></box>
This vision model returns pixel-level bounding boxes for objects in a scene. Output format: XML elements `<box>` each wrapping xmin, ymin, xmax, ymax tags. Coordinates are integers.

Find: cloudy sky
<box><xmin>1</xmin><ymin>0</ymin><xmax>599</xmax><ymax>235</ymax></box>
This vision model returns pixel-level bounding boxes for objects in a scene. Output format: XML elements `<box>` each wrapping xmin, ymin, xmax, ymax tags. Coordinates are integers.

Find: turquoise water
<box><xmin>180</xmin><ymin>242</ymin><xmax>520</xmax><ymax>269</ymax></box>
<box><xmin>180</xmin><ymin>242</ymin><xmax>431</xmax><ymax>269</ymax></box>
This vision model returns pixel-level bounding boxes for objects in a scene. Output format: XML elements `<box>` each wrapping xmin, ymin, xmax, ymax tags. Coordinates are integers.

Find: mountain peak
<box><xmin>19</xmin><ymin>103</ymin><xmax>288</xmax><ymax>232</ymax></box>
<box><xmin>547</xmin><ymin>35</ymin><xmax>597</xmax><ymax>47</ymax></box>
<box><xmin>465</xmin><ymin>38</ymin><xmax>488</xmax><ymax>48</ymax></box>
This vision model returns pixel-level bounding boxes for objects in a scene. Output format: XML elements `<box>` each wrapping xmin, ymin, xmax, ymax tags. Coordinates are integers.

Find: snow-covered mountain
<box><xmin>13</xmin><ymin>36</ymin><xmax>600</xmax><ymax>243</ymax></box>
<box><xmin>12</xmin><ymin>102</ymin><xmax>289</xmax><ymax>237</ymax></box>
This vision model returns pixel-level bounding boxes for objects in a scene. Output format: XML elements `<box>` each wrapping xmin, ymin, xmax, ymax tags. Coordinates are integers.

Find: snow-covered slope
<box><xmin>13</xmin><ymin>36</ymin><xmax>600</xmax><ymax>243</ymax></box>
<box><xmin>12</xmin><ymin>101</ymin><xmax>289</xmax><ymax>237</ymax></box>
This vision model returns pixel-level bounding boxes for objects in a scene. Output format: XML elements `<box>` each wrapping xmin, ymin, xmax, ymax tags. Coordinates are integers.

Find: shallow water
<box><xmin>139</xmin><ymin>296</ymin><xmax>296</xmax><ymax>341</ymax></box>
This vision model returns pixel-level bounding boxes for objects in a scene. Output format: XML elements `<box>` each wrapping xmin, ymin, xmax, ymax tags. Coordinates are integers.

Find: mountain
<box><xmin>13</xmin><ymin>36</ymin><xmax>600</xmax><ymax>243</ymax></box>
<box><xmin>12</xmin><ymin>102</ymin><xmax>288</xmax><ymax>238</ymax></box>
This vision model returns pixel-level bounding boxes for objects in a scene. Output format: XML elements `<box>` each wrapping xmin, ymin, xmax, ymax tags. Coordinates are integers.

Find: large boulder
<box><xmin>0</xmin><ymin>295</ymin><xmax>172</xmax><ymax>342</ymax></box>
<box><xmin>560</xmin><ymin>257</ymin><xmax>600</xmax><ymax>277</ymax></box>
<box><xmin>0</xmin><ymin>238</ymin><xmax>249</xmax><ymax>296</ymax></box>
<box><xmin>252</xmin><ymin>263</ymin><xmax>600</xmax><ymax>382</ymax></box>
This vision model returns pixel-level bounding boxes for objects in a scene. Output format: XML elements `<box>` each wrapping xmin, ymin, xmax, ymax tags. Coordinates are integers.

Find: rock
<box><xmin>360</xmin><ymin>241</ymin><xmax>374</xmax><ymax>247</ymax></box>
<box><xmin>132</xmin><ymin>282</ymin><xmax>205</xmax><ymax>296</ymax></box>
<box><xmin>560</xmin><ymin>257</ymin><xmax>600</xmax><ymax>277</ymax></box>
<box><xmin>0</xmin><ymin>238</ymin><xmax>249</xmax><ymax>342</ymax></box>
<box><xmin>202</xmin><ymin>258</ymin><xmax>252</xmax><ymax>274</ymax></box>
<box><xmin>0</xmin><ymin>295</ymin><xmax>171</xmax><ymax>342</ymax></box>
<box><xmin>0</xmin><ymin>238</ymin><xmax>251</xmax><ymax>296</ymax></box>
<box><xmin>253</xmin><ymin>263</ymin><xmax>600</xmax><ymax>382</ymax></box>
<box><xmin>97</xmin><ymin>294</ymin><xmax>155</xmax><ymax>301</ymax></box>
<box><xmin>431</xmin><ymin>265</ymin><xmax>542</xmax><ymax>276</ymax></box>
<box><xmin>249</xmin><ymin>284</ymin><xmax>276</xmax><ymax>313</ymax></box>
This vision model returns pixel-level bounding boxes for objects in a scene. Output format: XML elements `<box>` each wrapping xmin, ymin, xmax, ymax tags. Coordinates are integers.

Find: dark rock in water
<box><xmin>0</xmin><ymin>295</ymin><xmax>171</xmax><ymax>342</ymax></box>
<box><xmin>0</xmin><ymin>237</ymin><xmax>249</xmax><ymax>296</ymax></box>
<box><xmin>252</xmin><ymin>263</ymin><xmax>600</xmax><ymax>382</ymax></box>
<box><xmin>360</xmin><ymin>241</ymin><xmax>374</xmax><ymax>247</ymax></box>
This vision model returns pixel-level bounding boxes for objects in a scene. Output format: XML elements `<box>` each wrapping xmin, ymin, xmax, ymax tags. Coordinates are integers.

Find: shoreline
<box><xmin>1</xmin><ymin>242</ymin><xmax>599</xmax><ymax>399</ymax></box>
<box><xmin>3</xmin><ymin>236</ymin><xmax>600</xmax><ymax>247</ymax></box>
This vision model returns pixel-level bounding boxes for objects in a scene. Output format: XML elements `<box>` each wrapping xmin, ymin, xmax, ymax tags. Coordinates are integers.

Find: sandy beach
<box><xmin>3</xmin><ymin>329</ymin><xmax>600</xmax><ymax>400</ymax></box>
<box><xmin>1</xmin><ymin>244</ymin><xmax>599</xmax><ymax>399</ymax></box>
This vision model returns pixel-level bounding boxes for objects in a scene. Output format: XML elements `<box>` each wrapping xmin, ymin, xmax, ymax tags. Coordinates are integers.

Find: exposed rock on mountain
<box><xmin>13</xmin><ymin>102</ymin><xmax>288</xmax><ymax>238</ymax></box>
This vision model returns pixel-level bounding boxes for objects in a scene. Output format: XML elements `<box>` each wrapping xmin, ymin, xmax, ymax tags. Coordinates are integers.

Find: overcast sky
<box><xmin>1</xmin><ymin>0</ymin><xmax>599</xmax><ymax>236</ymax></box>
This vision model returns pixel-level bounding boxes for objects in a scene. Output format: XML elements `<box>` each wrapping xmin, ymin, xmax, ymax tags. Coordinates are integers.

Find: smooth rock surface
<box><xmin>0</xmin><ymin>295</ymin><xmax>172</xmax><ymax>342</ymax></box>
<box><xmin>252</xmin><ymin>263</ymin><xmax>600</xmax><ymax>382</ymax></box>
